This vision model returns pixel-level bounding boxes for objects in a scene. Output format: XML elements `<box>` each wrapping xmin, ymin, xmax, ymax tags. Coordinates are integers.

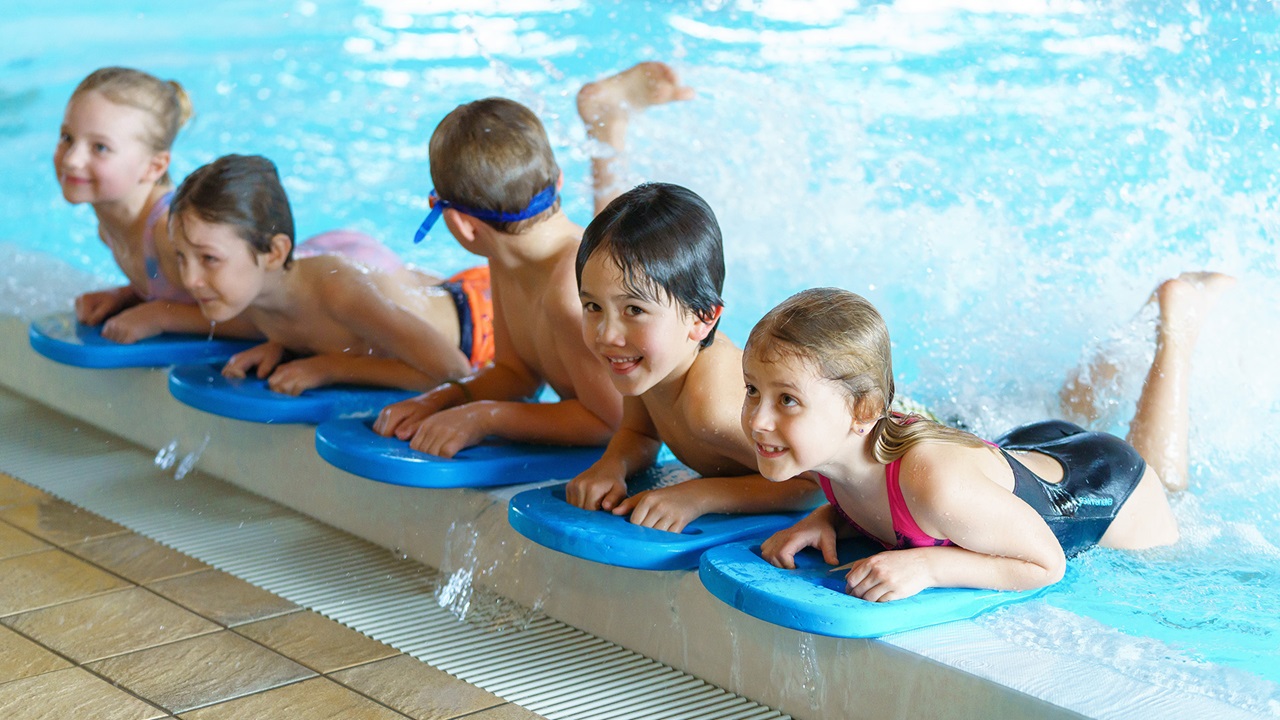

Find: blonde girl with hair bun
<box><xmin>742</xmin><ymin>276</ymin><xmax>1230</xmax><ymax>601</ymax></box>
<box><xmin>54</xmin><ymin>67</ymin><xmax>250</xmax><ymax>342</ymax></box>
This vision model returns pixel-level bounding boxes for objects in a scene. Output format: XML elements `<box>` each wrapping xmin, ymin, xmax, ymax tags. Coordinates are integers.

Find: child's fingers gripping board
<box><xmin>29</xmin><ymin>312</ymin><xmax>256</xmax><ymax>369</ymax></box>
<box><xmin>508</xmin><ymin>460</ymin><xmax>810</xmax><ymax>571</ymax></box>
<box><xmin>314</xmin><ymin>417</ymin><xmax>605</xmax><ymax>488</ymax></box>
<box><xmin>698</xmin><ymin>538</ymin><xmax>1046</xmax><ymax>638</ymax></box>
<box><xmin>168</xmin><ymin>362</ymin><xmax>415</xmax><ymax>424</ymax></box>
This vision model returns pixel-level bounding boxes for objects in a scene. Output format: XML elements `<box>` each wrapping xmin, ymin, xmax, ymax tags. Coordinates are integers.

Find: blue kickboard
<box><xmin>314</xmin><ymin>417</ymin><xmax>605</xmax><ymax>488</ymax></box>
<box><xmin>28</xmin><ymin>312</ymin><xmax>256</xmax><ymax>369</ymax></box>
<box><xmin>169</xmin><ymin>362</ymin><xmax>415</xmax><ymax>424</ymax></box>
<box><xmin>508</xmin><ymin>463</ymin><xmax>808</xmax><ymax>571</ymax></box>
<box><xmin>699</xmin><ymin>538</ymin><xmax>1045</xmax><ymax>638</ymax></box>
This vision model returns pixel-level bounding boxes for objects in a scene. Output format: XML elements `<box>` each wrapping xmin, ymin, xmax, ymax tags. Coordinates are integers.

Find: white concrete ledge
<box><xmin>1</xmin><ymin>313</ymin><xmax>1262</xmax><ymax>720</ymax></box>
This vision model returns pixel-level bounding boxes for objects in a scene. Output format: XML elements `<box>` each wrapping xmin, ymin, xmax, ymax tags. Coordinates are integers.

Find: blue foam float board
<box><xmin>29</xmin><ymin>312</ymin><xmax>255</xmax><ymax>369</ymax></box>
<box><xmin>699</xmin><ymin>537</ymin><xmax>1045</xmax><ymax>638</ymax></box>
<box><xmin>509</xmin><ymin>477</ymin><xmax>808</xmax><ymax>571</ymax></box>
<box><xmin>168</xmin><ymin>362</ymin><xmax>415</xmax><ymax>424</ymax></box>
<box><xmin>314</xmin><ymin>417</ymin><xmax>605</xmax><ymax>488</ymax></box>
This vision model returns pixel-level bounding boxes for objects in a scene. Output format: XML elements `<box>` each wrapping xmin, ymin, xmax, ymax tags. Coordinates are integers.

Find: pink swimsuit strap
<box><xmin>140</xmin><ymin>191</ymin><xmax>191</xmax><ymax>303</ymax></box>
<box><xmin>884</xmin><ymin>458</ymin><xmax>953</xmax><ymax>549</ymax></box>
<box><xmin>817</xmin><ymin>462</ymin><xmax>954</xmax><ymax>550</ymax></box>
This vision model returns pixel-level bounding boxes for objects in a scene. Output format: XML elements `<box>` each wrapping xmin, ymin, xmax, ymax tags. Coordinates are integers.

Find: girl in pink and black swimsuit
<box><xmin>741</xmin><ymin>280</ymin><xmax>1229</xmax><ymax>602</ymax></box>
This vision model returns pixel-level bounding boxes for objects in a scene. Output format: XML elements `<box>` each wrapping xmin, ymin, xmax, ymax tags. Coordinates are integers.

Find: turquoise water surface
<box><xmin>2</xmin><ymin>0</ymin><xmax>1277</xmax><ymax>712</ymax></box>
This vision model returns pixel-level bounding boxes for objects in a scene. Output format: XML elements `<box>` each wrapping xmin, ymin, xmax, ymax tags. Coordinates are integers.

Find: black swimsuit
<box><xmin>996</xmin><ymin>420</ymin><xmax>1147</xmax><ymax>556</ymax></box>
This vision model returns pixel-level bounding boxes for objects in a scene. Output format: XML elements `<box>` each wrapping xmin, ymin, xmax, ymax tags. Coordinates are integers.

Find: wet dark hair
<box><xmin>170</xmin><ymin>154</ymin><xmax>296</xmax><ymax>267</ymax></box>
<box><xmin>576</xmin><ymin>182</ymin><xmax>725</xmax><ymax>348</ymax></box>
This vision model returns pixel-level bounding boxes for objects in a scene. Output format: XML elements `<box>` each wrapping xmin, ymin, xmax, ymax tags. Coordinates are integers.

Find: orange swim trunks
<box><xmin>441</xmin><ymin>265</ymin><xmax>494</xmax><ymax>368</ymax></box>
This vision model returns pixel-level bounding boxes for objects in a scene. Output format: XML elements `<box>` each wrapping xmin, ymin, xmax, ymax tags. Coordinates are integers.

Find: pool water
<box><xmin>2</xmin><ymin>0</ymin><xmax>1277</xmax><ymax>711</ymax></box>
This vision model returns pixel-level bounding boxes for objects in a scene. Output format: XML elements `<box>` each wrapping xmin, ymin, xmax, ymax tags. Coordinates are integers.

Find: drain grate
<box><xmin>0</xmin><ymin>388</ymin><xmax>789</xmax><ymax>720</ymax></box>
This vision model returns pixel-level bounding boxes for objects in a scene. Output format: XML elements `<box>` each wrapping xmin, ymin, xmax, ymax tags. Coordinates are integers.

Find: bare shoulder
<box><xmin>896</xmin><ymin>442</ymin><xmax>982</xmax><ymax>501</ymax></box>
<box><xmin>682</xmin><ymin>336</ymin><xmax>748</xmax><ymax>439</ymax></box>
<box><xmin>307</xmin><ymin>258</ymin><xmax>379</xmax><ymax>309</ymax></box>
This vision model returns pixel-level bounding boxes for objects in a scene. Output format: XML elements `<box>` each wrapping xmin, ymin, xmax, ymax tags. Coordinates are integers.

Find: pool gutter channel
<box><xmin>0</xmin><ymin>384</ymin><xmax>786</xmax><ymax>720</ymax></box>
<box><xmin>1</xmin><ymin>314</ymin><xmax>1264</xmax><ymax>720</ymax></box>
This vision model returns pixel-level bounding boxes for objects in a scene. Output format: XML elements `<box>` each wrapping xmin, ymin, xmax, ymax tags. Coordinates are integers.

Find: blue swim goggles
<box><xmin>413</xmin><ymin>184</ymin><xmax>560</xmax><ymax>244</ymax></box>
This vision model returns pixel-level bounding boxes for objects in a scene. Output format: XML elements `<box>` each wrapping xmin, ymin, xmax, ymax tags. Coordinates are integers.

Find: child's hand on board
<box><xmin>99</xmin><ymin>300</ymin><xmax>171</xmax><ymax>343</ymax></box>
<box><xmin>613</xmin><ymin>483</ymin><xmax>708</xmax><ymax>534</ymax></box>
<box><xmin>842</xmin><ymin>549</ymin><xmax>932</xmax><ymax>603</ymax></box>
<box><xmin>406</xmin><ymin>401</ymin><xmax>496</xmax><ymax>457</ymax></box>
<box><xmin>223</xmin><ymin>341</ymin><xmax>286</xmax><ymax>380</ymax></box>
<box><xmin>75</xmin><ymin>287</ymin><xmax>134</xmax><ymax>326</ymax></box>
<box><xmin>566</xmin><ymin>468</ymin><xmax>627</xmax><ymax>513</ymax></box>
<box><xmin>374</xmin><ymin>386</ymin><xmax>457</xmax><ymax>440</ymax></box>
<box><xmin>266</xmin><ymin>356</ymin><xmax>335</xmax><ymax>396</ymax></box>
<box><xmin>761</xmin><ymin>504</ymin><xmax>840</xmax><ymax>569</ymax></box>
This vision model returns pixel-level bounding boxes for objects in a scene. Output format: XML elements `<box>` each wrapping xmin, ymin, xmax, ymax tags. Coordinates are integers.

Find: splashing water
<box><xmin>174</xmin><ymin>434</ymin><xmax>210</xmax><ymax>480</ymax></box>
<box><xmin>153</xmin><ymin>439</ymin><xmax>180</xmax><ymax>471</ymax></box>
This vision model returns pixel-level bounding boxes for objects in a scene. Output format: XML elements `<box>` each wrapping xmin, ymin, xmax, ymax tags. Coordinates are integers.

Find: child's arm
<box><xmin>372</xmin><ymin>284</ymin><xmax>556</xmax><ymax>446</ymax></box>
<box><xmin>566</xmin><ymin>396</ymin><xmax>662</xmax><ymax>512</ymax></box>
<box><xmin>263</xmin><ymin>354</ymin><xmax>447</xmax><ymax>395</ymax></box>
<box><xmin>75</xmin><ymin>286</ymin><xmax>141</xmax><ymax>326</ymax></box>
<box><xmin>323</xmin><ymin>272</ymin><xmax>472</xmax><ymax>384</ymax></box>
<box><xmin>842</xmin><ymin>450</ymin><xmax>1067</xmax><ymax>601</ymax></box>
<box><xmin>386</xmin><ymin>293</ymin><xmax>622</xmax><ymax>457</ymax></box>
<box><xmin>616</xmin><ymin>475</ymin><xmax>822</xmax><ymax>534</ymax></box>
<box><xmin>100</xmin><ymin>300</ymin><xmax>261</xmax><ymax>343</ymax></box>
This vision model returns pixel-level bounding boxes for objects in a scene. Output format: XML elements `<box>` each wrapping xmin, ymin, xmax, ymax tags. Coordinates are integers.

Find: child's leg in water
<box><xmin>1125</xmin><ymin>272</ymin><xmax>1235</xmax><ymax>493</ymax></box>
<box><xmin>1093</xmin><ymin>272</ymin><xmax>1234</xmax><ymax>550</ymax></box>
<box><xmin>577</xmin><ymin>61</ymin><xmax>695</xmax><ymax>216</ymax></box>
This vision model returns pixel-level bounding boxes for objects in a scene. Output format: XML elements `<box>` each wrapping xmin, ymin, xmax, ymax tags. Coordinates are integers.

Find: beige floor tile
<box><xmin>178</xmin><ymin>676</ymin><xmax>407</xmax><ymax>720</ymax></box>
<box><xmin>465</xmin><ymin>705</ymin><xmax>549</xmax><ymax>720</ymax></box>
<box><xmin>0</xmin><ymin>474</ymin><xmax>48</xmax><ymax>510</ymax></box>
<box><xmin>87</xmin><ymin>630</ymin><xmax>315</xmax><ymax>714</ymax></box>
<box><xmin>148</xmin><ymin>570</ymin><xmax>297</xmax><ymax>627</ymax></box>
<box><xmin>0</xmin><ymin>520</ymin><xmax>49</xmax><ymax>560</ymax></box>
<box><xmin>68</xmin><ymin>533</ymin><xmax>208</xmax><ymax>584</ymax></box>
<box><xmin>3</xmin><ymin>587</ymin><xmax>220</xmax><ymax>663</ymax></box>
<box><xmin>233</xmin><ymin>611</ymin><xmax>397</xmax><ymax>674</ymax></box>
<box><xmin>331</xmin><ymin>655</ymin><xmax>504</xmax><ymax>720</ymax></box>
<box><xmin>0</xmin><ymin>549</ymin><xmax>129</xmax><ymax>617</ymax></box>
<box><xmin>0</xmin><ymin>666</ymin><xmax>166</xmax><ymax>720</ymax></box>
<box><xmin>0</xmin><ymin>497</ymin><xmax>128</xmax><ymax>546</ymax></box>
<box><xmin>0</xmin><ymin>625</ymin><xmax>72</xmax><ymax>685</ymax></box>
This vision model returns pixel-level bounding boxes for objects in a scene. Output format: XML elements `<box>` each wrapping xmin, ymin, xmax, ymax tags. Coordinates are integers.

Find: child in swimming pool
<box><xmin>565</xmin><ymin>182</ymin><xmax>822</xmax><ymax>532</ymax></box>
<box><xmin>54</xmin><ymin>66</ymin><xmax>239</xmax><ymax>342</ymax></box>
<box><xmin>747</xmin><ymin>275</ymin><xmax>1232</xmax><ymax>600</ymax></box>
<box><xmin>171</xmin><ymin>154</ymin><xmax>491</xmax><ymax>394</ymax></box>
<box><xmin>374</xmin><ymin>62</ymin><xmax>694</xmax><ymax>456</ymax></box>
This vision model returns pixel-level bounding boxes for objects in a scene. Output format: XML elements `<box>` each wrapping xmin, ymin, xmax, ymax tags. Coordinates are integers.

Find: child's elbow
<box><xmin>1037</xmin><ymin>551</ymin><xmax>1067</xmax><ymax>588</ymax></box>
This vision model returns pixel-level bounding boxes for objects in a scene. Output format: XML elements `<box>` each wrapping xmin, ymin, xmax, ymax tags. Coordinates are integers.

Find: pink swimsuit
<box><xmin>100</xmin><ymin>191</ymin><xmax>191</xmax><ymax>303</ymax></box>
<box><xmin>818</xmin><ymin>467</ymin><xmax>953</xmax><ymax>551</ymax></box>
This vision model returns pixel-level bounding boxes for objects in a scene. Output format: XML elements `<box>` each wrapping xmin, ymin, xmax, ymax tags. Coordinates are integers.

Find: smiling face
<box><xmin>173</xmin><ymin>212</ymin><xmax>268</xmax><ymax>322</ymax></box>
<box><xmin>579</xmin><ymin>251</ymin><xmax>715</xmax><ymax>397</ymax></box>
<box><xmin>741</xmin><ymin>346</ymin><xmax>859</xmax><ymax>481</ymax></box>
<box><xmin>53</xmin><ymin>90</ymin><xmax>165</xmax><ymax>207</ymax></box>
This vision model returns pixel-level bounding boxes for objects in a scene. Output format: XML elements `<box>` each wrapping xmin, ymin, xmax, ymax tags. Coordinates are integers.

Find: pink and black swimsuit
<box><xmin>820</xmin><ymin>420</ymin><xmax>1146</xmax><ymax>557</ymax></box>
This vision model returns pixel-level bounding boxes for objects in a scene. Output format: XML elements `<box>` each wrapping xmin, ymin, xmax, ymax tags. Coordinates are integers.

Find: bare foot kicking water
<box><xmin>578</xmin><ymin>61</ymin><xmax>696</xmax><ymax>213</ymax></box>
<box><xmin>1126</xmin><ymin>270</ymin><xmax>1235</xmax><ymax>493</ymax></box>
<box><xmin>577</xmin><ymin>61</ymin><xmax>695</xmax><ymax>136</ymax></box>
<box><xmin>1060</xmin><ymin>271</ymin><xmax>1236</xmax><ymax>424</ymax></box>
<box><xmin>1156</xmin><ymin>271</ymin><xmax>1236</xmax><ymax>347</ymax></box>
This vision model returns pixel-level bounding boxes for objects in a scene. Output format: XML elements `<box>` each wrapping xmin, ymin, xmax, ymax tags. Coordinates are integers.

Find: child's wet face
<box><xmin>741</xmin><ymin>348</ymin><xmax>856</xmax><ymax>481</ymax></box>
<box><xmin>579</xmin><ymin>252</ymin><xmax>709</xmax><ymax>397</ymax></box>
<box><xmin>53</xmin><ymin>91</ymin><xmax>160</xmax><ymax>206</ymax></box>
<box><xmin>173</xmin><ymin>213</ymin><xmax>264</xmax><ymax>322</ymax></box>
